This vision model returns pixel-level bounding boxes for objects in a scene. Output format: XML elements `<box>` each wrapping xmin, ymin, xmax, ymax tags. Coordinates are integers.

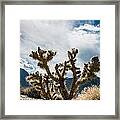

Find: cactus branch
<box><xmin>23</xmin><ymin>47</ymin><xmax>100</xmax><ymax>100</ymax></box>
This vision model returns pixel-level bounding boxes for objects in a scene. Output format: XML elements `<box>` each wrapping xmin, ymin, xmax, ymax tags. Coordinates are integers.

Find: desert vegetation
<box><xmin>20</xmin><ymin>47</ymin><xmax>100</xmax><ymax>100</ymax></box>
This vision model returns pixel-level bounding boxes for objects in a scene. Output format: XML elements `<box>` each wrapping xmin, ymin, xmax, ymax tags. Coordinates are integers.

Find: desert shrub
<box><xmin>75</xmin><ymin>85</ymin><xmax>100</xmax><ymax>100</ymax></box>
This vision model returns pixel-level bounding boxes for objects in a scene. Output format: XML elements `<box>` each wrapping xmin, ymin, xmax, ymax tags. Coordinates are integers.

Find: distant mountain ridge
<box><xmin>65</xmin><ymin>77</ymin><xmax>100</xmax><ymax>93</ymax></box>
<box><xmin>20</xmin><ymin>68</ymin><xmax>30</xmax><ymax>88</ymax></box>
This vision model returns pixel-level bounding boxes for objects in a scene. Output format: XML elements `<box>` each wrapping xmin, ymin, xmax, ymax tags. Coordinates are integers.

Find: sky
<box><xmin>20</xmin><ymin>20</ymin><xmax>100</xmax><ymax>77</ymax></box>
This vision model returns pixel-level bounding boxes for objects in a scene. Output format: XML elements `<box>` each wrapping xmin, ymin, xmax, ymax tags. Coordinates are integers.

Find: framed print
<box><xmin>0</xmin><ymin>0</ymin><xmax>119</xmax><ymax>119</ymax></box>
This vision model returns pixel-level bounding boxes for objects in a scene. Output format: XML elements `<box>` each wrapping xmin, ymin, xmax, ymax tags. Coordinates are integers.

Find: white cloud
<box><xmin>68</xmin><ymin>30</ymin><xmax>99</xmax><ymax>50</ymax></box>
<box><xmin>74</xmin><ymin>23</ymin><xmax>100</xmax><ymax>32</ymax></box>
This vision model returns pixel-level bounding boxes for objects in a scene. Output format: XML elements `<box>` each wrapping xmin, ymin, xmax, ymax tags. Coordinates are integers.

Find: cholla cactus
<box><xmin>23</xmin><ymin>47</ymin><xmax>100</xmax><ymax>100</ymax></box>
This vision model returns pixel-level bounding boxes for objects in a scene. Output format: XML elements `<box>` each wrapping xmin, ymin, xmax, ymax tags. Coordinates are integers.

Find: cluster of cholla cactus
<box><xmin>22</xmin><ymin>47</ymin><xmax>100</xmax><ymax>100</ymax></box>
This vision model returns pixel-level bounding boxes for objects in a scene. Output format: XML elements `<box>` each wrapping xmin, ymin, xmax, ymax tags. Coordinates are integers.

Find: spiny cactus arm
<box><xmin>54</xmin><ymin>63</ymin><xmax>69</xmax><ymax>99</ymax></box>
<box><xmin>74</xmin><ymin>56</ymin><xmax>100</xmax><ymax>93</ymax></box>
<box><xmin>54</xmin><ymin>61</ymin><xmax>68</xmax><ymax>78</ymax></box>
<box><xmin>43</xmin><ymin>74</ymin><xmax>52</xmax><ymax>99</ymax></box>
<box><xmin>68</xmin><ymin>49</ymin><xmax>81</xmax><ymax>99</ymax></box>
<box><xmin>44</xmin><ymin>64</ymin><xmax>58</xmax><ymax>82</ymax></box>
<box><xmin>29</xmin><ymin>47</ymin><xmax>58</xmax><ymax>82</ymax></box>
<box><xmin>72</xmin><ymin>88</ymin><xmax>80</xmax><ymax>99</ymax></box>
<box><xmin>40</xmin><ymin>84</ymin><xmax>50</xmax><ymax>100</ymax></box>
<box><xmin>26</xmin><ymin>72</ymin><xmax>51</xmax><ymax>99</ymax></box>
<box><xmin>82</xmin><ymin>56</ymin><xmax>99</xmax><ymax>81</ymax></box>
<box><xmin>58</xmin><ymin>80</ymin><xmax>69</xmax><ymax>100</ymax></box>
<box><xmin>55</xmin><ymin>64</ymin><xmax>61</xmax><ymax>78</ymax></box>
<box><xmin>61</xmin><ymin>61</ymin><xmax>68</xmax><ymax>77</ymax></box>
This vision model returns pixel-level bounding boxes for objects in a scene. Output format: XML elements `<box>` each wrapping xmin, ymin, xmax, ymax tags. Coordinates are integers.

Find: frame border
<box><xmin>0</xmin><ymin>0</ymin><xmax>119</xmax><ymax>119</ymax></box>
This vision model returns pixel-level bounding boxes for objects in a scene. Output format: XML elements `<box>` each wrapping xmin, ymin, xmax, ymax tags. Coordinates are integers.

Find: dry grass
<box><xmin>75</xmin><ymin>85</ymin><xmax>100</xmax><ymax>100</ymax></box>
